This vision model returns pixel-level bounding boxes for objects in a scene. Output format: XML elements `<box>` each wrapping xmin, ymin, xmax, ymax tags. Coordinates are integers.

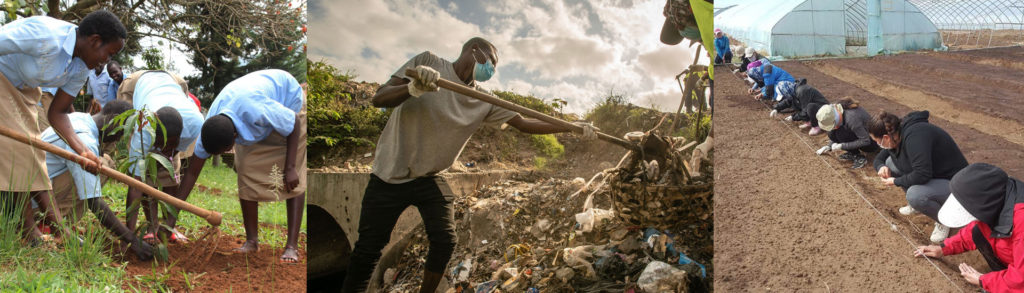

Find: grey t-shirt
<box><xmin>372</xmin><ymin>51</ymin><xmax>518</xmax><ymax>184</ymax></box>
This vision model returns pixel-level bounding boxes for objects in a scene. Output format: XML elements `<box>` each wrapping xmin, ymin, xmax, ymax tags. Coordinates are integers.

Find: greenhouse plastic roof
<box><xmin>715</xmin><ymin>0</ymin><xmax>942</xmax><ymax>58</ymax></box>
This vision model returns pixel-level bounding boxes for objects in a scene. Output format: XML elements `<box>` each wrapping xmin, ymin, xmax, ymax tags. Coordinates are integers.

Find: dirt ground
<box><xmin>941</xmin><ymin>30</ymin><xmax>1024</xmax><ymax>50</ymax></box>
<box><xmin>119</xmin><ymin>226</ymin><xmax>307</xmax><ymax>292</ymax></box>
<box><xmin>714</xmin><ymin>46</ymin><xmax>1024</xmax><ymax>291</ymax></box>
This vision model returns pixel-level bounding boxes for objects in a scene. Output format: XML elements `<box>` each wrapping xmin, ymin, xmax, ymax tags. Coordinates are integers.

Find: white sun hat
<box><xmin>937</xmin><ymin>193</ymin><xmax>978</xmax><ymax>228</ymax></box>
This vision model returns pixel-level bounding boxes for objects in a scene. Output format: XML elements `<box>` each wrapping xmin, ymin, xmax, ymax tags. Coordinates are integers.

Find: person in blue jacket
<box><xmin>714</xmin><ymin>29</ymin><xmax>731</xmax><ymax>64</ymax></box>
<box><xmin>754</xmin><ymin>64</ymin><xmax>796</xmax><ymax>103</ymax></box>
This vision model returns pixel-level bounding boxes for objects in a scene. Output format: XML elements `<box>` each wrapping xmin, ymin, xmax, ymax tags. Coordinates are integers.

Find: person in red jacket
<box><xmin>914</xmin><ymin>163</ymin><xmax>1024</xmax><ymax>291</ymax></box>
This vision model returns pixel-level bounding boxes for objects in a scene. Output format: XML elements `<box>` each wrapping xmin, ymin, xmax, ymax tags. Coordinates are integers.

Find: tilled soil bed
<box><xmin>712</xmin><ymin>47</ymin><xmax>1024</xmax><ymax>291</ymax></box>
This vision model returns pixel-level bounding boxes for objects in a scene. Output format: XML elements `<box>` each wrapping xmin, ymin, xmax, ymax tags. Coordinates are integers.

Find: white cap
<box><xmin>745</xmin><ymin>47</ymin><xmax>755</xmax><ymax>58</ymax></box>
<box><xmin>937</xmin><ymin>194</ymin><xmax>978</xmax><ymax>228</ymax></box>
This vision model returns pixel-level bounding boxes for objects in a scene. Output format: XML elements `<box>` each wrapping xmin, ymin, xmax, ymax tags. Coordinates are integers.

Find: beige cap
<box><xmin>745</xmin><ymin>47</ymin><xmax>755</xmax><ymax>58</ymax></box>
<box><xmin>816</xmin><ymin>104</ymin><xmax>844</xmax><ymax>132</ymax></box>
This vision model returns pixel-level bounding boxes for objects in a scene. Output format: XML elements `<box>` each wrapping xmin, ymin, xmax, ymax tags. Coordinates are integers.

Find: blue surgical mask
<box><xmin>474</xmin><ymin>59</ymin><xmax>495</xmax><ymax>82</ymax></box>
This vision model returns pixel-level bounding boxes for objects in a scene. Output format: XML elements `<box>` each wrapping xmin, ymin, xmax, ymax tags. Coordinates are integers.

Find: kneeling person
<box><xmin>179</xmin><ymin>69</ymin><xmax>306</xmax><ymax>263</ymax></box>
<box><xmin>815</xmin><ymin>98</ymin><xmax>878</xmax><ymax>169</ymax></box>
<box><xmin>35</xmin><ymin>100</ymin><xmax>153</xmax><ymax>260</ymax></box>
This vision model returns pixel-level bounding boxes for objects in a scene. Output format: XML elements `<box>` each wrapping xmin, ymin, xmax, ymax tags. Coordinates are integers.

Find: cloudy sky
<box><xmin>309</xmin><ymin>0</ymin><xmax>708</xmax><ymax>114</ymax></box>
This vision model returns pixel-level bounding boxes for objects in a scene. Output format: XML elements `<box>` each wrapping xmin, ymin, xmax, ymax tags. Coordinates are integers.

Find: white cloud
<box><xmin>309</xmin><ymin>0</ymin><xmax>480</xmax><ymax>81</ymax></box>
<box><xmin>311</xmin><ymin>0</ymin><xmax>708</xmax><ymax>114</ymax></box>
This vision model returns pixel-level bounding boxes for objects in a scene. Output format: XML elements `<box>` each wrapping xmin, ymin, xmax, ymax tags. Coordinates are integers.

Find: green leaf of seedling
<box><xmin>155</xmin><ymin>243</ymin><xmax>169</xmax><ymax>263</ymax></box>
<box><xmin>126</xmin><ymin>197</ymin><xmax>142</xmax><ymax>220</ymax></box>
<box><xmin>146</xmin><ymin>156</ymin><xmax>157</xmax><ymax>188</ymax></box>
<box><xmin>157</xmin><ymin>201</ymin><xmax>178</xmax><ymax>222</ymax></box>
<box><xmin>148</xmin><ymin>152</ymin><xmax>173</xmax><ymax>175</ymax></box>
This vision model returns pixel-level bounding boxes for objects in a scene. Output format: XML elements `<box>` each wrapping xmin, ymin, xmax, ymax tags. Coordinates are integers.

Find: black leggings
<box><xmin>827</xmin><ymin>127</ymin><xmax>879</xmax><ymax>155</ymax></box>
<box><xmin>342</xmin><ymin>175</ymin><xmax>457</xmax><ymax>293</ymax></box>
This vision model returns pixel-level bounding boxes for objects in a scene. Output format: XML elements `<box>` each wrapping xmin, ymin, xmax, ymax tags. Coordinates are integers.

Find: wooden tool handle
<box><xmin>405</xmin><ymin>69</ymin><xmax>639</xmax><ymax>151</ymax></box>
<box><xmin>0</xmin><ymin>125</ymin><xmax>222</xmax><ymax>226</ymax></box>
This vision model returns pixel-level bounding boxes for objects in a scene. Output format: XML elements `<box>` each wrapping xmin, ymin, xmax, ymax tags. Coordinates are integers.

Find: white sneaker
<box><xmin>930</xmin><ymin>223</ymin><xmax>950</xmax><ymax>243</ymax></box>
<box><xmin>898</xmin><ymin>205</ymin><xmax>919</xmax><ymax>216</ymax></box>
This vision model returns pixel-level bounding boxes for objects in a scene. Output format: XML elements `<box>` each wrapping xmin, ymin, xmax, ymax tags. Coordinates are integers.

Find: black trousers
<box><xmin>800</xmin><ymin>103</ymin><xmax>827</xmax><ymax>126</ymax></box>
<box><xmin>827</xmin><ymin>127</ymin><xmax>879</xmax><ymax>155</ymax></box>
<box><xmin>341</xmin><ymin>174</ymin><xmax>457</xmax><ymax>293</ymax></box>
<box><xmin>715</xmin><ymin>51</ymin><xmax>733</xmax><ymax>64</ymax></box>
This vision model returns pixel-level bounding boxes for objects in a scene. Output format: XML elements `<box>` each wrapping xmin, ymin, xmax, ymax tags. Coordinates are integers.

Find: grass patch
<box><xmin>106</xmin><ymin>160</ymin><xmax>307</xmax><ymax>248</ymax></box>
<box><xmin>0</xmin><ymin>160</ymin><xmax>303</xmax><ymax>291</ymax></box>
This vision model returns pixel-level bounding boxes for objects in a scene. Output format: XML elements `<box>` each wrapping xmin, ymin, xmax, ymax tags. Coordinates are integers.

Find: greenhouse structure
<box><xmin>714</xmin><ymin>0</ymin><xmax>944</xmax><ymax>58</ymax></box>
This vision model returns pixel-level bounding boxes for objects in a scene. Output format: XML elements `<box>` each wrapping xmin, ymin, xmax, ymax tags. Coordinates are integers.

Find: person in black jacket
<box><xmin>869</xmin><ymin>111</ymin><xmax>969</xmax><ymax>243</ymax></box>
<box><xmin>814</xmin><ymin>98</ymin><xmax>878</xmax><ymax>169</ymax></box>
<box><xmin>770</xmin><ymin>79</ymin><xmax>828</xmax><ymax>131</ymax></box>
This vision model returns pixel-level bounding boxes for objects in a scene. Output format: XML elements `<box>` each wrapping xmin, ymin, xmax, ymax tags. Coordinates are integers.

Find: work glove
<box><xmin>784</xmin><ymin>115</ymin><xmax>793</xmax><ymax>122</ymax></box>
<box><xmin>831</xmin><ymin>143</ymin><xmax>843</xmax><ymax>151</ymax></box>
<box><xmin>815</xmin><ymin>145</ymin><xmax>831</xmax><ymax>155</ymax></box>
<box><xmin>407</xmin><ymin>65</ymin><xmax>439</xmax><ymax>97</ymax></box>
<box><xmin>769</xmin><ymin>109</ymin><xmax>778</xmax><ymax>117</ymax></box>
<box><xmin>573</xmin><ymin>122</ymin><xmax>599</xmax><ymax>140</ymax></box>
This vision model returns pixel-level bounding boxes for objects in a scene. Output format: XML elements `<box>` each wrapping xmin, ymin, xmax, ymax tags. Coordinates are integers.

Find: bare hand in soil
<box><xmin>878</xmin><ymin>166</ymin><xmax>891</xmax><ymax>179</ymax></box>
<box><xmin>132</xmin><ymin>239</ymin><xmax>155</xmax><ymax>261</ymax></box>
<box><xmin>233</xmin><ymin>240</ymin><xmax>259</xmax><ymax>254</ymax></box>
<box><xmin>959</xmin><ymin>263</ymin><xmax>982</xmax><ymax>285</ymax></box>
<box><xmin>748</xmin><ymin>88</ymin><xmax>756</xmax><ymax>95</ymax></box>
<box><xmin>284</xmin><ymin>167</ymin><xmax>300</xmax><ymax>192</ymax></box>
<box><xmin>914</xmin><ymin>245</ymin><xmax>942</xmax><ymax>258</ymax></box>
<box><xmin>280</xmin><ymin>246</ymin><xmax>300</xmax><ymax>264</ymax></box>
<box><xmin>754</xmin><ymin>93</ymin><xmax>764</xmax><ymax>100</ymax></box>
<box><xmin>882</xmin><ymin>177</ymin><xmax>896</xmax><ymax>186</ymax></box>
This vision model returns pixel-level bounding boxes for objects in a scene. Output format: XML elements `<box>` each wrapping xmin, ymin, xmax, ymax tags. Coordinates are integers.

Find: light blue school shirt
<box><xmin>193</xmin><ymin>69</ymin><xmax>303</xmax><ymax>159</ymax></box>
<box><xmin>127</xmin><ymin>71</ymin><xmax>204</xmax><ymax>177</ymax></box>
<box><xmin>0</xmin><ymin>16</ymin><xmax>89</xmax><ymax>96</ymax></box>
<box><xmin>41</xmin><ymin>112</ymin><xmax>101</xmax><ymax>200</ymax></box>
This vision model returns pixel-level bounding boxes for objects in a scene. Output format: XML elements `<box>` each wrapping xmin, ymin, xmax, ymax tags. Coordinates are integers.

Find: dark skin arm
<box><xmin>371</xmin><ymin>76</ymin><xmax>414</xmax><ymax>108</ymax></box>
<box><xmin>506</xmin><ymin>115</ymin><xmax>573</xmax><ymax>134</ymax></box>
<box><xmin>284</xmin><ymin>113</ymin><xmax>301</xmax><ymax>191</ymax></box>
<box><xmin>176</xmin><ymin>155</ymin><xmax>208</xmax><ymax>203</ymax></box>
<box><xmin>49</xmin><ymin>89</ymin><xmax>100</xmax><ymax>172</ymax></box>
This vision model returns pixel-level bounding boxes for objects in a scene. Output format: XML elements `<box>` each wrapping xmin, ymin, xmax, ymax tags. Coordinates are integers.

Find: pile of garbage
<box><xmin>607</xmin><ymin>133</ymin><xmax>714</xmax><ymax>267</ymax></box>
<box><xmin>380</xmin><ymin>172</ymin><xmax>710</xmax><ymax>292</ymax></box>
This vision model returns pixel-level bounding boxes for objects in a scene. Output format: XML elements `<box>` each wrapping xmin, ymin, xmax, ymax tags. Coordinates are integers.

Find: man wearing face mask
<box><xmin>869</xmin><ymin>111</ymin><xmax>968</xmax><ymax>243</ymax></box>
<box><xmin>342</xmin><ymin>37</ymin><xmax>598</xmax><ymax>293</ymax></box>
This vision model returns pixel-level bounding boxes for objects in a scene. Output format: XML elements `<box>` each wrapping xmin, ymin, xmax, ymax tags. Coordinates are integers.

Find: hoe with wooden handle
<box><xmin>405</xmin><ymin>68</ymin><xmax>640</xmax><ymax>152</ymax></box>
<box><xmin>0</xmin><ymin>125</ymin><xmax>222</xmax><ymax>226</ymax></box>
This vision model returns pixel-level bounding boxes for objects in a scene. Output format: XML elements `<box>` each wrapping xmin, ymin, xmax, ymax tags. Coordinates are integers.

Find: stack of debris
<box><xmin>607</xmin><ymin>133</ymin><xmax>714</xmax><ymax>269</ymax></box>
<box><xmin>381</xmin><ymin>170</ymin><xmax>711</xmax><ymax>292</ymax></box>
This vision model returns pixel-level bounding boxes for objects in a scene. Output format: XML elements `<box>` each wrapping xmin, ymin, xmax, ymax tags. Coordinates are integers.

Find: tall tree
<box><xmin>1</xmin><ymin>0</ymin><xmax>307</xmax><ymax>101</ymax></box>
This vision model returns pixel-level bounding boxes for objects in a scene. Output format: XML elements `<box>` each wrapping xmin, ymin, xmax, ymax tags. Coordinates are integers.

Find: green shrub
<box><xmin>306</xmin><ymin>60</ymin><xmax>389</xmax><ymax>166</ymax></box>
<box><xmin>493</xmin><ymin>91</ymin><xmax>558</xmax><ymax>117</ymax></box>
<box><xmin>531</xmin><ymin>134</ymin><xmax>565</xmax><ymax>159</ymax></box>
<box><xmin>585</xmin><ymin>93</ymin><xmax>666</xmax><ymax>136</ymax></box>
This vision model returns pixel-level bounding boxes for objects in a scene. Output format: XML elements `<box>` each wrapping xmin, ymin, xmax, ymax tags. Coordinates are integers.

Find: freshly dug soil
<box><xmin>119</xmin><ymin>226</ymin><xmax>307</xmax><ymax>292</ymax></box>
<box><xmin>712</xmin><ymin>48</ymin><xmax>1024</xmax><ymax>291</ymax></box>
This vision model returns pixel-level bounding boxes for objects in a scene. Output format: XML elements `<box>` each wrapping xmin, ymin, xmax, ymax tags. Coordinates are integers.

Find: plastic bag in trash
<box><xmin>678</xmin><ymin>251</ymin><xmax>707</xmax><ymax>278</ymax></box>
<box><xmin>562</xmin><ymin>245</ymin><xmax>599</xmax><ymax>277</ymax></box>
<box><xmin>637</xmin><ymin>261</ymin><xmax>685</xmax><ymax>293</ymax></box>
<box><xmin>475</xmin><ymin>280</ymin><xmax>499</xmax><ymax>293</ymax></box>
<box><xmin>575</xmin><ymin>208</ymin><xmax>614</xmax><ymax>232</ymax></box>
<box><xmin>450</xmin><ymin>257</ymin><xmax>472</xmax><ymax>282</ymax></box>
